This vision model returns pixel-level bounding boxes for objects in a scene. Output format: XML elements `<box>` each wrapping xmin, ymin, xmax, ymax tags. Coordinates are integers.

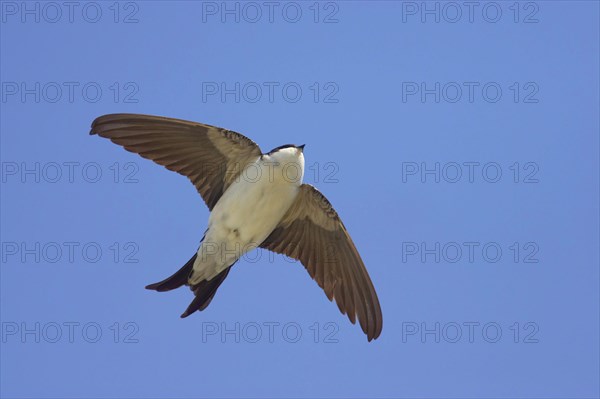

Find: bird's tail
<box><xmin>145</xmin><ymin>253</ymin><xmax>231</xmax><ymax>317</ymax></box>
<box><xmin>181</xmin><ymin>267</ymin><xmax>231</xmax><ymax>317</ymax></box>
<box><xmin>145</xmin><ymin>254</ymin><xmax>197</xmax><ymax>292</ymax></box>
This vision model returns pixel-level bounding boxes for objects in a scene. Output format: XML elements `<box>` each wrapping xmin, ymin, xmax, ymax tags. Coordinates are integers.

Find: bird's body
<box><xmin>91</xmin><ymin>113</ymin><xmax>383</xmax><ymax>340</ymax></box>
<box><xmin>192</xmin><ymin>149</ymin><xmax>303</xmax><ymax>283</ymax></box>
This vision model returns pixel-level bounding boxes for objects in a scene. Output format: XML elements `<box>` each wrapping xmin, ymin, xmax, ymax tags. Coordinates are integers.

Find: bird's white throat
<box><xmin>191</xmin><ymin>148</ymin><xmax>305</xmax><ymax>283</ymax></box>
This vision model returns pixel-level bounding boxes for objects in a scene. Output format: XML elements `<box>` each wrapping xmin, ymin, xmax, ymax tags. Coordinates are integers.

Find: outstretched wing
<box><xmin>260</xmin><ymin>184</ymin><xmax>383</xmax><ymax>341</ymax></box>
<box><xmin>90</xmin><ymin>113</ymin><xmax>262</xmax><ymax>210</ymax></box>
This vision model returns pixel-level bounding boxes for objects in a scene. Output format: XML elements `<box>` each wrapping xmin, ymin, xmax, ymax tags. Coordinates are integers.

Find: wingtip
<box><xmin>370</xmin><ymin>323</ymin><xmax>383</xmax><ymax>341</ymax></box>
<box><xmin>89</xmin><ymin>115</ymin><xmax>104</xmax><ymax>135</ymax></box>
<box><xmin>368</xmin><ymin>330</ymin><xmax>382</xmax><ymax>342</ymax></box>
<box><xmin>89</xmin><ymin>113</ymin><xmax>124</xmax><ymax>135</ymax></box>
<box><xmin>366</xmin><ymin>332</ymin><xmax>379</xmax><ymax>342</ymax></box>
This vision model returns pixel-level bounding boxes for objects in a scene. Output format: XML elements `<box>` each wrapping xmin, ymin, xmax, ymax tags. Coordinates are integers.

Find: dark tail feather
<box><xmin>145</xmin><ymin>250</ymin><xmax>231</xmax><ymax>317</ymax></box>
<box><xmin>145</xmin><ymin>254</ymin><xmax>197</xmax><ymax>292</ymax></box>
<box><xmin>180</xmin><ymin>267</ymin><xmax>231</xmax><ymax>318</ymax></box>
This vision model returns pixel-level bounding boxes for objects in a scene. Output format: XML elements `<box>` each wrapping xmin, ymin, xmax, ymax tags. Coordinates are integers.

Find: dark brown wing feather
<box><xmin>90</xmin><ymin>113</ymin><xmax>262</xmax><ymax>210</ymax></box>
<box><xmin>260</xmin><ymin>184</ymin><xmax>383</xmax><ymax>341</ymax></box>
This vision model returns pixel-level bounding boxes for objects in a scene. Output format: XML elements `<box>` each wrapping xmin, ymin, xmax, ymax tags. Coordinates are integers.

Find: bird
<box><xmin>90</xmin><ymin>113</ymin><xmax>383</xmax><ymax>341</ymax></box>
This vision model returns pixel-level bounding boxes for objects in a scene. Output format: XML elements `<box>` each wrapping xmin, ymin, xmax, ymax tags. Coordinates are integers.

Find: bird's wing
<box><xmin>90</xmin><ymin>113</ymin><xmax>262</xmax><ymax>210</ymax></box>
<box><xmin>259</xmin><ymin>184</ymin><xmax>383</xmax><ymax>341</ymax></box>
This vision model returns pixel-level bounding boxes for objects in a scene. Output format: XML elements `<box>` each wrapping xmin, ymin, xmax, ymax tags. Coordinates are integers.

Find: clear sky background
<box><xmin>1</xmin><ymin>1</ymin><xmax>598</xmax><ymax>398</ymax></box>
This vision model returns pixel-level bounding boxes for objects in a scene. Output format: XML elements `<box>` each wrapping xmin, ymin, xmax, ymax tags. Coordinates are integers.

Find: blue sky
<box><xmin>1</xmin><ymin>1</ymin><xmax>598</xmax><ymax>398</ymax></box>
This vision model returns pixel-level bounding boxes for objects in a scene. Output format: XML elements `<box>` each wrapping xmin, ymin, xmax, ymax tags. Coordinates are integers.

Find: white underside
<box><xmin>189</xmin><ymin>153</ymin><xmax>303</xmax><ymax>284</ymax></box>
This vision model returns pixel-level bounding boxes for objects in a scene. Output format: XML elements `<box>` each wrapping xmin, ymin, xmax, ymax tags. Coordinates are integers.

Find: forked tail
<box><xmin>145</xmin><ymin>253</ymin><xmax>231</xmax><ymax>317</ymax></box>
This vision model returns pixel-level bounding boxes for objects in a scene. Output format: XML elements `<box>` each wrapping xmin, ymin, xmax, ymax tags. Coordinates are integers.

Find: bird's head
<box><xmin>263</xmin><ymin>144</ymin><xmax>305</xmax><ymax>185</ymax></box>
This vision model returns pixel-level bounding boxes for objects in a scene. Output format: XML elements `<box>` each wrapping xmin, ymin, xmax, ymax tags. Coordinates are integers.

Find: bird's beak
<box><xmin>298</xmin><ymin>144</ymin><xmax>305</xmax><ymax>152</ymax></box>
